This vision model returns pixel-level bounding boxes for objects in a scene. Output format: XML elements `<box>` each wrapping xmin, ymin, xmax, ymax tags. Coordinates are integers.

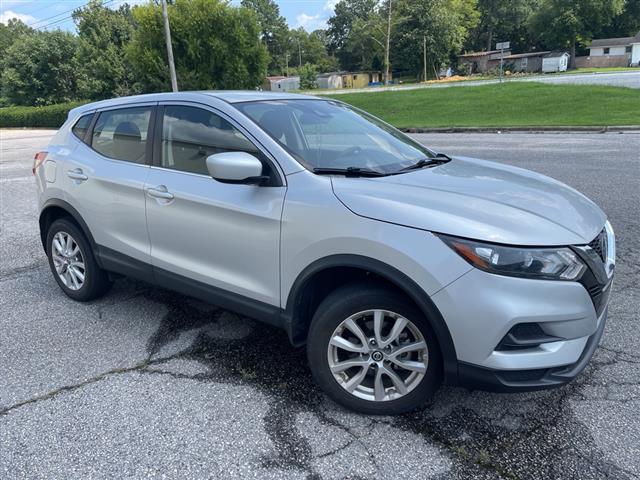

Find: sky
<box><xmin>0</xmin><ymin>0</ymin><xmax>338</xmax><ymax>32</ymax></box>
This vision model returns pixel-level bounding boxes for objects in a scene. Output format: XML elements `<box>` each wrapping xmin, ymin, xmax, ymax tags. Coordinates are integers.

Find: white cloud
<box><xmin>297</xmin><ymin>0</ymin><xmax>339</xmax><ymax>32</ymax></box>
<box><xmin>323</xmin><ymin>0</ymin><xmax>339</xmax><ymax>11</ymax></box>
<box><xmin>0</xmin><ymin>9</ymin><xmax>36</xmax><ymax>25</ymax></box>
<box><xmin>296</xmin><ymin>12</ymin><xmax>328</xmax><ymax>31</ymax></box>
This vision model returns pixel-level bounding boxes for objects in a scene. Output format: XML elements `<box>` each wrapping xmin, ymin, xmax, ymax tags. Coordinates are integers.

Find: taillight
<box><xmin>32</xmin><ymin>151</ymin><xmax>48</xmax><ymax>175</ymax></box>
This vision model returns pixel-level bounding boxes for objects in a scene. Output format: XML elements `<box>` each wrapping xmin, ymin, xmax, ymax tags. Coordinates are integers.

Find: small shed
<box><xmin>341</xmin><ymin>71</ymin><xmax>385</xmax><ymax>89</ymax></box>
<box><xmin>502</xmin><ymin>51</ymin><xmax>551</xmax><ymax>73</ymax></box>
<box><xmin>542</xmin><ymin>52</ymin><xmax>570</xmax><ymax>73</ymax></box>
<box><xmin>316</xmin><ymin>72</ymin><xmax>343</xmax><ymax>90</ymax></box>
<box><xmin>458</xmin><ymin>49</ymin><xmax>512</xmax><ymax>74</ymax></box>
<box><xmin>263</xmin><ymin>76</ymin><xmax>300</xmax><ymax>92</ymax></box>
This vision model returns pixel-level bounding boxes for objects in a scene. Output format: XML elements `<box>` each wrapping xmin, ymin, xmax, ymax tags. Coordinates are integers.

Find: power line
<box><xmin>30</xmin><ymin>0</ymin><xmax>118</xmax><ymax>30</ymax></box>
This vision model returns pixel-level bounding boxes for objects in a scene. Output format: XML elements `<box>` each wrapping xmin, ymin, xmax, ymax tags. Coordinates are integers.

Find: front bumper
<box><xmin>456</xmin><ymin>306</ymin><xmax>608</xmax><ymax>392</ymax></box>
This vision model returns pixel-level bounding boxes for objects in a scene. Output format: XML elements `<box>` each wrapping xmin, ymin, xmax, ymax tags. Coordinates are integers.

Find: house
<box><xmin>542</xmin><ymin>52</ymin><xmax>571</xmax><ymax>73</ymax></box>
<box><xmin>316</xmin><ymin>72</ymin><xmax>343</xmax><ymax>90</ymax></box>
<box><xmin>580</xmin><ymin>32</ymin><xmax>640</xmax><ymax>67</ymax></box>
<box><xmin>502</xmin><ymin>51</ymin><xmax>551</xmax><ymax>73</ymax></box>
<box><xmin>458</xmin><ymin>49</ymin><xmax>512</xmax><ymax>74</ymax></box>
<box><xmin>263</xmin><ymin>76</ymin><xmax>300</xmax><ymax>92</ymax></box>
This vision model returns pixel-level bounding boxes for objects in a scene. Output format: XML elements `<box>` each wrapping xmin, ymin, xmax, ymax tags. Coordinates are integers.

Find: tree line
<box><xmin>1</xmin><ymin>0</ymin><xmax>638</xmax><ymax>107</ymax></box>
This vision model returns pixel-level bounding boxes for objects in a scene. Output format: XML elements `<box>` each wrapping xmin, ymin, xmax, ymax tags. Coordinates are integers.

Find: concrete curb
<box><xmin>401</xmin><ymin>126</ymin><xmax>640</xmax><ymax>134</ymax></box>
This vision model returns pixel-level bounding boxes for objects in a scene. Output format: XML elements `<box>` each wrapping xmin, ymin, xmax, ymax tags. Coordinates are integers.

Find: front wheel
<box><xmin>307</xmin><ymin>283</ymin><xmax>442</xmax><ymax>415</ymax></box>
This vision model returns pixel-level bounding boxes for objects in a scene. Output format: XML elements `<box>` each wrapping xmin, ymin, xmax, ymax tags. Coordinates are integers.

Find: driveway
<box><xmin>1</xmin><ymin>129</ymin><xmax>639</xmax><ymax>479</ymax></box>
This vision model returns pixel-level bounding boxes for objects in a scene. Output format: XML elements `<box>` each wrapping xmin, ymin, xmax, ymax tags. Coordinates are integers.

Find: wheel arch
<box><xmin>39</xmin><ymin>199</ymin><xmax>98</xmax><ymax>256</ymax></box>
<box><xmin>284</xmin><ymin>254</ymin><xmax>459</xmax><ymax>384</ymax></box>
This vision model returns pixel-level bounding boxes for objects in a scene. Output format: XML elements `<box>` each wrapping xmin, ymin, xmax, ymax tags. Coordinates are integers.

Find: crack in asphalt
<box><xmin>1</xmin><ymin>277</ymin><xmax>637</xmax><ymax>479</ymax></box>
<box><xmin>2</xmin><ymin>277</ymin><xmax>638</xmax><ymax>479</ymax></box>
<box><xmin>0</xmin><ymin>354</ymin><xmax>182</xmax><ymax>418</ymax></box>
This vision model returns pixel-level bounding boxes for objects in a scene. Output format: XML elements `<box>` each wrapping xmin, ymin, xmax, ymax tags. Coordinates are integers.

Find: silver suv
<box><xmin>35</xmin><ymin>91</ymin><xmax>615</xmax><ymax>414</ymax></box>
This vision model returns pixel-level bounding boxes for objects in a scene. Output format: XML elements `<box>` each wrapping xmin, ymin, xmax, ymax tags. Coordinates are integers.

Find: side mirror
<box><xmin>206</xmin><ymin>152</ymin><xmax>268</xmax><ymax>185</ymax></box>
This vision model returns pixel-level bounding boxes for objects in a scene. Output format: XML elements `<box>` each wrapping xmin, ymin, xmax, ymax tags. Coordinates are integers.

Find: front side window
<box><xmin>235</xmin><ymin>100</ymin><xmax>435</xmax><ymax>174</ymax></box>
<box><xmin>72</xmin><ymin>113</ymin><xmax>93</xmax><ymax>143</ymax></box>
<box><xmin>91</xmin><ymin>107</ymin><xmax>151</xmax><ymax>164</ymax></box>
<box><xmin>604</xmin><ymin>48</ymin><xmax>610</xmax><ymax>55</ymax></box>
<box><xmin>160</xmin><ymin>105</ymin><xmax>258</xmax><ymax>176</ymax></box>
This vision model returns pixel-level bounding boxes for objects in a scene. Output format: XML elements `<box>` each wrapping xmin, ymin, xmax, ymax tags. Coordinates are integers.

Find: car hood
<box><xmin>331</xmin><ymin>156</ymin><xmax>606</xmax><ymax>246</ymax></box>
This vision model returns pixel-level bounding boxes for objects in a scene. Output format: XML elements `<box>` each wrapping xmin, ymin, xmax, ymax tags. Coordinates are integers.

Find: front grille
<box><xmin>588</xmin><ymin>229</ymin><xmax>607</xmax><ymax>262</ymax></box>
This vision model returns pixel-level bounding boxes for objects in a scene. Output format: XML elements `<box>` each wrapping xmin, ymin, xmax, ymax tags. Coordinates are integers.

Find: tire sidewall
<box><xmin>307</xmin><ymin>284</ymin><xmax>442</xmax><ymax>415</ymax></box>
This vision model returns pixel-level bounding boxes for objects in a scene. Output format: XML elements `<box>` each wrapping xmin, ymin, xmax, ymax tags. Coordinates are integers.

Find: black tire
<box><xmin>46</xmin><ymin>218</ymin><xmax>112</xmax><ymax>301</ymax></box>
<box><xmin>307</xmin><ymin>282</ymin><xmax>442</xmax><ymax>415</ymax></box>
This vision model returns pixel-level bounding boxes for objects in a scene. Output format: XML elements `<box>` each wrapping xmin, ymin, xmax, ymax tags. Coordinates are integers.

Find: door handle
<box><xmin>147</xmin><ymin>185</ymin><xmax>174</xmax><ymax>200</ymax></box>
<box><xmin>67</xmin><ymin>168</ymin><xmax>88</xmax><ymax>181</ymax></box>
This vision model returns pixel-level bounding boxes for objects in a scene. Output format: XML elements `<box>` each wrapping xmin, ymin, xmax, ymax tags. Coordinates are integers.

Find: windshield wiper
<box><xmin>398</xmin><ymin>153</ymin><xmax>452</xmax><ymax>172</ymax></box>
<box><xmin>313</xmin><ymin>167</ymin><xmax>387</xmax><ymax>177</ymax></box>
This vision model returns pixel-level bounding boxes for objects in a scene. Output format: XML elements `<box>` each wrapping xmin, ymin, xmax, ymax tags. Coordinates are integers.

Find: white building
<box><xmin>588</xmin><ymin>32</ymin><xmax>640</xmax><ymax>67</ymax></box>
<box><xmin>542</xmin><ymin>52</ymin><xmax>571</xmax><ymax>73</ymax></box>
<box><xmin>263</xmin><ymin>76</ymin><xmax>300</xmax><ymax>92</ymax></box>
<box><xmin>316</xmin><ymin>72</ymin><xmax>343</xmax><ymax>90</ymax></box>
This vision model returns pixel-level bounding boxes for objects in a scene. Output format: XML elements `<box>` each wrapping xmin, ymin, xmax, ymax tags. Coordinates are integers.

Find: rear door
<box><xmin>144</xmin><ymin>102</ymin><xmax>286</xmax><ymax>306</ymax></box>
<box><xmin>64</xmin><ymin>103</ymin><xmax>155</xmax><ymax>278</ymax></box>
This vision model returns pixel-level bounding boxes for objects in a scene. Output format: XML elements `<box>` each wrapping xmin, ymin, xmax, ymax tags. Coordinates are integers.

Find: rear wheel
<box><xmin>46</xmin><ymin>218</ymin><xmax>112</xmax><ymax>301</ymax></box>
<box><xmin>307</xmin><ymin>283</ymin><xmax>442</xmax><ymax>415</ymax></box>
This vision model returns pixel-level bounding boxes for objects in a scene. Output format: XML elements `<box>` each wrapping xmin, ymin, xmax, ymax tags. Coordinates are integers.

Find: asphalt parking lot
<box><xmin>1</xmin><ymin>129</ymin><xmax>639</xmax><ymax>479</ymax></box>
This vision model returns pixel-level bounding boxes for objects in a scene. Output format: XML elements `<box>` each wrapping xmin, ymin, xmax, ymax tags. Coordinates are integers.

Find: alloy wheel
<box><xmin>51</xmin><ymin>231</ymin><xmax>86</xmax><ymax>291</ymax></box>
<box><xmin>327</xmin><ymin>309</ymin><xmax>429</xmax><ymax>402</ymax></box>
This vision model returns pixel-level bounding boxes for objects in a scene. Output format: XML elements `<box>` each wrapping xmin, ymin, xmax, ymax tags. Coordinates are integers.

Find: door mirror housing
<box><xmin>206</xmin><ymin>152</ymin><xmax>268</xmax><ymax>185</ymax></box>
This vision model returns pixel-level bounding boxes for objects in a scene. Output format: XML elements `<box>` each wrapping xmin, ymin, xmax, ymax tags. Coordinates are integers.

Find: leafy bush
<box><xmin>0</xmin><ymin>101</ymin><xmax>87</xmax><ymax>128</ymax></box>
<box><xmin>299</xmin><ymin>63</ymin><xmax>318</xmax><ymax>90</ymax></box>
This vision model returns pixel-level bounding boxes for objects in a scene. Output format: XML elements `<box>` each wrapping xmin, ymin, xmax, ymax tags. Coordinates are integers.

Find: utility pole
<box><xmin>161</xmin><ymin>0</ymin><xmax>178</xmax><ymax>92</ymax></box>
<box><xmin>297</xmin><ymin>39</ymin><xmax>302</xmax><ymax>67</ymax></box>
<box><xmin>423</xmin><ymin>35</ymin><xmax>427</xmax><ymax>82</ymax></box>
<box><xmin>383</xmin><ymin>0</ymin><xmax>392</xmax><ymax>85</ymax></box>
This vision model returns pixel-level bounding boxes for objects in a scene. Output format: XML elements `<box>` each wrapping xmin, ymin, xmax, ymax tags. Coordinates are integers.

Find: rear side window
<box><xmin>71</xmin><ymin>113</ymin><xmax>93</xmax><ymax>143</ymax></box>
<box><xmin>160</xmin><ymin>105</ymin><xmax>259</xmax><ymax>175</ymax></box>
<box><xmin>91</xmin><ymin>107</ymin><xmax>152</xmax><ymax>164</ymax></box>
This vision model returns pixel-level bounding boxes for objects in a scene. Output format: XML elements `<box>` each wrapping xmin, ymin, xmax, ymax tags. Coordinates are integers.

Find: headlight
<box><xmin>439</xmin><ymin>235</ymin><xmax>586</xmax><ymax>281</ymax></box>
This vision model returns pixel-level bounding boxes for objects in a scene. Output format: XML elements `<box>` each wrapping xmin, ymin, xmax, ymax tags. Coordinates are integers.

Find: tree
<box><xmin>530</xmin><ymin>0</ymin><xmax>625</xmax><ymax>69</ymax></box>
<box><xmin>393</xmin><ymin>0</ymin><xmax>479</xmax><ymax>79</ymax></box>
<box><xmin>597</xmin><ymin>0</ymin><xmax>640</xmax><ymax>39</ymax></box>
<box><xmin>1</xmin><ymin>30</ymin><xmax>79</xmax><ymax>106</ymax></box>
<box><xmin>471</xmin><ymin>0</ymin><xmax>539</xmax><ymax>52</ymax></box>
<box><xmin>0</xmin><ymin>19</ymin><xmax>33</xmax><ymax>65</ymax></box>
<box><xmin>72</xmin><ymin>0</ymin><xmax>136</xmax><ymax>100</ymax></box>
<box><xmin>327</xmin><ymin>0</ymin><xmax>379</xmax><ymax>70</ymax></box>
<box><xmin>298</xmin><ymin>63</ymin><xmax>318</xmax><ymax>89</ymax></box>
<box><xmin>241</xmin><ymin>0</ymin><xmax>289</xmax><ymax>74</ymax></box>
<box><xmin>126</xmin><ymin>0</ymin><xmax>269</xmax><ymax>92</ymax></box>
<box><xmin>287</xmin><ymin>28</ymin><xmax>339</xmax><ymax>72</ymax></box>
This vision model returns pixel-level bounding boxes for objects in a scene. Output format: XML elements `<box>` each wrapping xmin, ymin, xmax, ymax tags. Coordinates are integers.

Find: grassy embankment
<box><xmin>327</xmin><ymin>82</ymin><xmax>640</xmax><ymax>128</ymax></box>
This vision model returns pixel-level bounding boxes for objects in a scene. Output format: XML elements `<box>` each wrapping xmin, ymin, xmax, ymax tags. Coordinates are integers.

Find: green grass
<box><xmin>562</xmin><ymin>67</ymin><xmax>640</xmax><ymax>75</ymax></box>
<box><xmin>327</xmin><ymin>82</ymin><xmax>640</xmax><ymax>128</ymax></box>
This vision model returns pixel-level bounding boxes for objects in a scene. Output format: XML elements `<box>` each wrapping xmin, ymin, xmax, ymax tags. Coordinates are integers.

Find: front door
<box><xmin>144</xmin><ymin>103</ymin><xmax>286</xmax><ymax>307</ymax></box>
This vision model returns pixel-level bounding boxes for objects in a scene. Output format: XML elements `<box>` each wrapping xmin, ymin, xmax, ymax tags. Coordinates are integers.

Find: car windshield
<box><xmin>234</xmin><ymin>99</ymin><xmax>436</xmax><ymax>175</ymax></box>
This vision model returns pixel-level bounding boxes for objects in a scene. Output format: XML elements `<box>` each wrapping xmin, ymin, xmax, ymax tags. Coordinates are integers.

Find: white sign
<box><xmin>496</xmin><ymin>42</ymin><xmax>510</xmax><ymax>50</ymax></box>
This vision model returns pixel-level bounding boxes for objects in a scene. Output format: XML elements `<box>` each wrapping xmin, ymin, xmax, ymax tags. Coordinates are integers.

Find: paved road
<box><xmin>321</xmin><ymin>70</ymin><xmax>640</xmax><ymax>95</ymax></box>
<box><xmin>1</xmin><ymin>129</ymin><xmax>639</xmax><ymax>479</ymax></box>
